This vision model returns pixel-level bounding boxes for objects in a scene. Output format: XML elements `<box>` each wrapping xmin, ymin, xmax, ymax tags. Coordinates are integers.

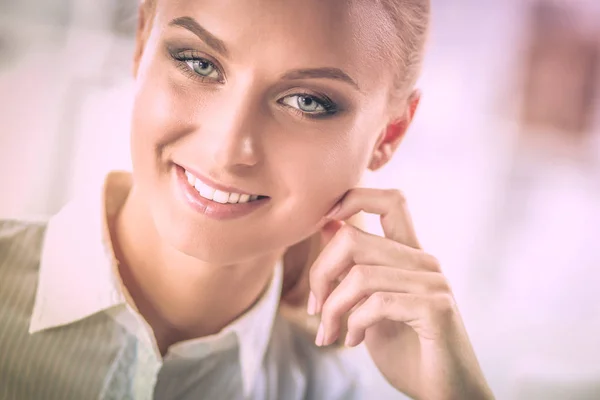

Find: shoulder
<box><xmin>0</xmin><ymin>218</ymin><xmax>47</xmax><ymax>244</ymax></box>
<box><xmin>267</xmin><ymin>313</ymin><xmax>364</xmax><ymax>400</ymax></box>
<box><xmin>0</xmin><ymin>217</ymin><xmax>47</xmax><ymax>302</ymax></box>
<box><xmin>0</xmin><ymin>217</ymin><xmax>47</xmax><ymax>236</ymax></box>
<box><xmin>0</xmin><ymin>218</ymin><xmax>47</xmax><ymax>272</ymax></box>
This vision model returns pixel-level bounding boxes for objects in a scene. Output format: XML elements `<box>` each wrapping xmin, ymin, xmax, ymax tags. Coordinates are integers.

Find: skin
<box><xmin>113</xmin><ymin>0</ymin><xmax>494</xmax><ymax>398</ymax></box>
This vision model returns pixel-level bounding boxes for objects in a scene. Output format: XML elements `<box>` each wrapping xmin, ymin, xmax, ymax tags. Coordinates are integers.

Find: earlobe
<box><xmin>367</xmin><ymin>117</ymin><xmax>406</xmax><ymax>171</ymax></box>
<box><xmin>368</xmin><ymin>90</ymin><xmax>421</xmax><ymax>171</ymax></box>
<box><xmin>368</xmin><ymin>150</ymin><xmax>383</xmax><ymax>171</ymax></box>
<box><xmin>368</xmin><ymin>144</ymin><xmax>392</xmax><ymax>171</ymax></box>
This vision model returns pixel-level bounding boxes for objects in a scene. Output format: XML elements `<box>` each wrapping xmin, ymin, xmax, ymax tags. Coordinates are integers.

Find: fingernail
<box><xmin>344</xmin><ymin>333</ymin><xmax>354</xmax><ymax>347</ymax></box>
<box><xmin>325</xmin><ymin>203</ymin><xmax>341</xmax><ymax>219</ymax></box>
<box><xmin>307</xmin><ymin>292</ymin><xmax>316</xmax><ymax>316</ymax></box>
<box><xmin>315</xmin><ymin>323</ymin><xmax>325</xmax><ymax>347</ymax></box>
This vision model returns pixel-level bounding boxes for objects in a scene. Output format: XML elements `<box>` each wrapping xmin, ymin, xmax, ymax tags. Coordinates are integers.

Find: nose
<box><xmin>201</xmin><ymin>85</ymin><xmax>263</xmax><ymax>170</ymax></box>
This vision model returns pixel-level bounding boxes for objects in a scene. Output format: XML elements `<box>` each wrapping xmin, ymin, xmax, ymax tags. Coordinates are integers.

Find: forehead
<box><xmin>154</xmin><ymin>0</ymin><xmax>395</xmax><ymax>91</ymax></box>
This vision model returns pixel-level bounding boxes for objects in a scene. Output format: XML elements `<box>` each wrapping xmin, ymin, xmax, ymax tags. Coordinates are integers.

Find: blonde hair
<box><xmin>381</xmin><ymin>0</ymin><xmax>431</xmax><ymax>108</ymax></box>
<box><xmin>138</xmin><ymin>0</ymin><xmax>431</xmax><ymax>346</ymax></box>
<box><xmin>139</xmin><ymin>0</ymin><xmax>429</xmax><ymax>101</ymax></box>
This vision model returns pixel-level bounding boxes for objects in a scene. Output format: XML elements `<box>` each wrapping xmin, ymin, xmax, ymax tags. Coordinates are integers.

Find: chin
<box><xmin>151</xmin><ymin>207</ymin><xmax>279</xmax><ymax>266</ymax></box>
<box><xmin>175</xmin><ymin>238</ymin><xmax>251</xmax><ymax>266</ymax></box>
<box><xmin>146</xmin><ymin>174</ymin><xmax>321</xmax><ymax>267</ymax></box>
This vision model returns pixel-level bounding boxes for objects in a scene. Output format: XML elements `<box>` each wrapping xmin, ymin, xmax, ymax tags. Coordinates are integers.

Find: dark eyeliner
<box><xmin>166</xmin><ymin>45</ymin><xmax>225</xmax><ymax>83</ymax></box>
<box><xmin>310</xmin><ymin>94</ymin><xmax>337</xmax><ymax>114</ymax></box>
<box><xmin>278</xmin><ymin>93</ymin><xmax>339</xmax><ymax>119</ymax></box>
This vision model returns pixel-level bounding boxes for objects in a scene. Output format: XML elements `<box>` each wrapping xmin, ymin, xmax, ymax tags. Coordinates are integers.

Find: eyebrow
<box><xmin>281</xmin><ymin>68</ymin><xmax>360</xmax><ymax>91</ymax></box>
<box><xmin>168</xmin><ymin>16</ymin><xmax>229</xmax><ymax>57</ymax></box>
<box><xmin>168</xmin><ymin>17</ymin><xmax>359</xmax><ymax>91</ymax></box>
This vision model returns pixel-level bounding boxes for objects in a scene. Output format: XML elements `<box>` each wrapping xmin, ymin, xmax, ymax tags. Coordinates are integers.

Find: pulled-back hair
<box><xmin>140</xmin><ymin>0</ymin><xmax>430</xmax><ymax>101</ymax></box>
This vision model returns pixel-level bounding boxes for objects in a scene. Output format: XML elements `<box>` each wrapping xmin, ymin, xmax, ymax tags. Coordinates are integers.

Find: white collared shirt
<box><xmin>0</xmin><ymin>171</ymin><xmax>363</xmax><ymax>400</ymax></box>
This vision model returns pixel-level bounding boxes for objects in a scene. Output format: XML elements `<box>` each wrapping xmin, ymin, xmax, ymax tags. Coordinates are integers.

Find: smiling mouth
<box><xmin>183</xmin><ymin>169</ymin><xmax>268</xmax><ymax>204</ymax></box>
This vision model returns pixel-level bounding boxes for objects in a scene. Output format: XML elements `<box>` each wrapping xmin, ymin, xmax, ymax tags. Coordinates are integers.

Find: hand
<box><xmin>308</xmin><ymin>188</ymin><xmax>494</xmax><ymax>400</ymax></box>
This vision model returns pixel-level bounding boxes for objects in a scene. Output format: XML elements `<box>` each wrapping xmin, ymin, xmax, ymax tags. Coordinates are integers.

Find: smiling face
<box><xmin>130</xmin><ymin>0</ymin><xmax>421</xmax><ymax>265</ymax></box>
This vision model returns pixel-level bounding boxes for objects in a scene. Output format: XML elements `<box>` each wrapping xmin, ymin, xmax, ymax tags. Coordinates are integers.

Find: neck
<box><xmin>111</xmin><ymin>185</ymin><xmax>282</xmax><ymax>354</ymax></box>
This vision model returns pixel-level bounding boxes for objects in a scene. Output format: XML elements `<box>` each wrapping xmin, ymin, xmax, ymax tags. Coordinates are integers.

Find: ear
<box><xmin>132</xmin><ymin>2</ymin><xmax>153</xmax><ymax>78</ymax></box>
<box><xmin>368</xmin><ymin>90</ymin><xmax>421</xmax><ymax>171</ymax></box>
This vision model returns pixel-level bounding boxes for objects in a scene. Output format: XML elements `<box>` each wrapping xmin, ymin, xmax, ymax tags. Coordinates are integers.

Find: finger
<box><xmin>308</xmin><ymin>223</ymin><xmax>355</xmax><ymax>314</ymax></box>
<box><xmin>307</xmin><ymin>220</ymin><xmax>343</xmax><ymax>313</ymax></box>
<box><xmin>321</xmin><ymin>219</ymin><xmax>343</xmax><ymax>245</ymax></box>
<box><xmin>319</xmin><ymin>265</ymin><xmax>448</xmax><ymax>345</ymax></box>
<box><xmin>284</xmin><ymin>220</ymin><xmax>344</xmax><ymax>307</ymax></box>
<box><xmin>282</xmin><ymin>221</ymin><xmax>342</xmax><ymax>308</ymax></box>
<box><xmin>343</xmin><ymin>292</ymin><xmax>456</xmax><ymax>347</ymax></box>
<box><xmin>327</xmin><ymin>188</ymin><xmax>420</xmax><ymax>249</ymax></box>
<box><xmin>309</xmin><ymin>224</ymin><xmax>386</xmax><ymax>314</ymax></box>
<box><xmin>309</xmin><ymin>224</ymin><xmax>434</xmax><ymax>314</ymax></box>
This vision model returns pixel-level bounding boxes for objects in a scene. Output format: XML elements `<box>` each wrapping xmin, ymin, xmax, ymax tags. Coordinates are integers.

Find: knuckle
<box><xmin>412</xmin><ymin>276</ymin><xmax>430</xmax><ymax>295</ymax></box>
<box><xmin>349</xmin><ymin>264</ymin><xmax>371</xmax><ymax>283</ymax></box>
<box><xmin>339</xmin><ymin>224</ymin><xmax>359</xmax><ymax>243</ymax></box>
<box><xmin>348</xmin><ymin>265</ymin><xmax>373</xmax><ymax>296</ymax></box>
<box><xmin>387</xmin><ymin>189</ymin><xmax>406</xmax><ymax>206</ymax></box>
<box><xmin>321</xmin><ymin>301</ymin><xmax>338</xmax><ymax>322</ymax></box>
<box><xmin>420</xmin><ymin>252</ymin><xmax>441</xmax><ymax>272</ymax></box>
<box><xmin>308</xmin><ymin>266</ymin><xmax>320</xmax><ymax>285</ymax></box>
<box><xmin>371</xmin><ymin>292</ymin><xmax>393</xmax><ymax>308</ymax></box>
<box><xmin>432</xmin><ymin>293</ymin><xmax>456</xmax><ymax>317</ymax></box>
<box><xmin>435</xmin><ymin>276</ymin><xmax>452</xmax><ymax>293</ymax></box>
<box><xmin>346</xmin><ymin>311</ymin><xmax>362</xmax><ymax>332</ymax></box>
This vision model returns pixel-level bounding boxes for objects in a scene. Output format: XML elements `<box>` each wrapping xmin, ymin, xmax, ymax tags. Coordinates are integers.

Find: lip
<box><xmin>177</xmin><ymin>163</ymin><xmax>259</xmax><ymax>197</ymax></box>
<box><xmin>174</xmin><ymin>165</ymin><xmax>270</xmax><ymax>220</ymax></box>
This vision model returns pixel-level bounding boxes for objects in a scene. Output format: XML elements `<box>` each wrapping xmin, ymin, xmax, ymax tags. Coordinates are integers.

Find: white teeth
<box><xmin>228</xmin><ymin>193</ymin><xmax>241</xmax><ymax>204</ymax></box>
<box><xmin>213</xmin><ymin>190</ymin><xmax>230</xmax><ymax>204</ymax></box>
<box><xmin>185</xmin><ymin>171</ymin><xmax>196</xmax><ymax>186</ymax></box>
<box><xmin>185</xmin><ymin>169</ymin><xmax>261</xmax><ymax>203</ymax></box>
<box><xmin>194</xmin><ymin>179</ymin><xmax>216</xmax><ymax>200</ymax></box>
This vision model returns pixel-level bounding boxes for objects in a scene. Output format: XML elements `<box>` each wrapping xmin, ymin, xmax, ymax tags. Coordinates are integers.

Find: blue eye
<box><xmin>281</xmin><ymin>94</ymin><xmax>336</xmax><ymax>115</ymax></box>
<box><xmin>185</xmin><ymin>58</ymin><xmax>220</xmax><ymax>79</ymax></box>
<box><xmin>169</xmin><ymin>47</ymin><xmax>223</xmax><ymax>82</ymax></box>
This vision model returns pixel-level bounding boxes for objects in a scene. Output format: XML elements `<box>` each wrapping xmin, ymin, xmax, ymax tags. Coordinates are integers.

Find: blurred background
<box><xmin>1</xmin><ymin>0</ymin><xmax>599</xmax><ymax>398</ymax></box>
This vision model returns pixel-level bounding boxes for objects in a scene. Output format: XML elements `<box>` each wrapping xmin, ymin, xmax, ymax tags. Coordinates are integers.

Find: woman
<box><xmin>0</xmin><ymin>0</ymin><xmax>494</xmax><ymax>399</ymax></box>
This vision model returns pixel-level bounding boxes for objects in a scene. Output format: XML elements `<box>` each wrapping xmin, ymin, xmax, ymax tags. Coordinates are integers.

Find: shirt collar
<box><xmin>29</xmin><ymin>172</ymin><xmax>127</xmax><ymax>333</ymax></box>
<box><xmin>29</xmin><ymin>170</ymin><xmax>283</xmax><ymax>396</ymax></box>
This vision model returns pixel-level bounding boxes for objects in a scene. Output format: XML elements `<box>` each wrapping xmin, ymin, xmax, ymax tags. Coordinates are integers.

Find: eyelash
<box><xmin>168</xmin><ymin>48</ymin><xmax>339</xmax><ymax>119</ymax></box>
<box><xmin>278</xmin><ymin>94</ymin><xmax>338</xmax><ymax>119</ymax></box>
<box><xmin>169</xmin><ymin>48</ymin><xmax>224</xmax><ymax>83</ymax></box>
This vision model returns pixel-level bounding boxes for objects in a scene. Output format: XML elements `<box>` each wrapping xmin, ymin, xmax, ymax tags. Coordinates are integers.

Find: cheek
<box><xmin>131</xmin><ymin>71</ymin><xmax>170</xmax><ymax>168</ymax></box>
<box><xmin>273</xmin><ymin>126</ymin><xmax>373</xmax><ymax>220</ymax></box>
<box><xmin>129</xmin><ymin>61</ymin><xmax>204</xmax><ymax>179</ymax></box>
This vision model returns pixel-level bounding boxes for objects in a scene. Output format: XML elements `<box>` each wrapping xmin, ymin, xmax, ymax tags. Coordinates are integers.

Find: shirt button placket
<box><xmin>134</xmin><ymin>341</ymin><xmax>161</xmax><ymax>400</ymax></box>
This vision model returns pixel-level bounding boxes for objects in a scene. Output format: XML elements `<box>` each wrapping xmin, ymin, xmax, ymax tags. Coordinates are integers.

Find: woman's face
<box><xmin>130</xmin><ymin>0</ymin><xmax>403</xmax><ymax>264</ymax></box>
